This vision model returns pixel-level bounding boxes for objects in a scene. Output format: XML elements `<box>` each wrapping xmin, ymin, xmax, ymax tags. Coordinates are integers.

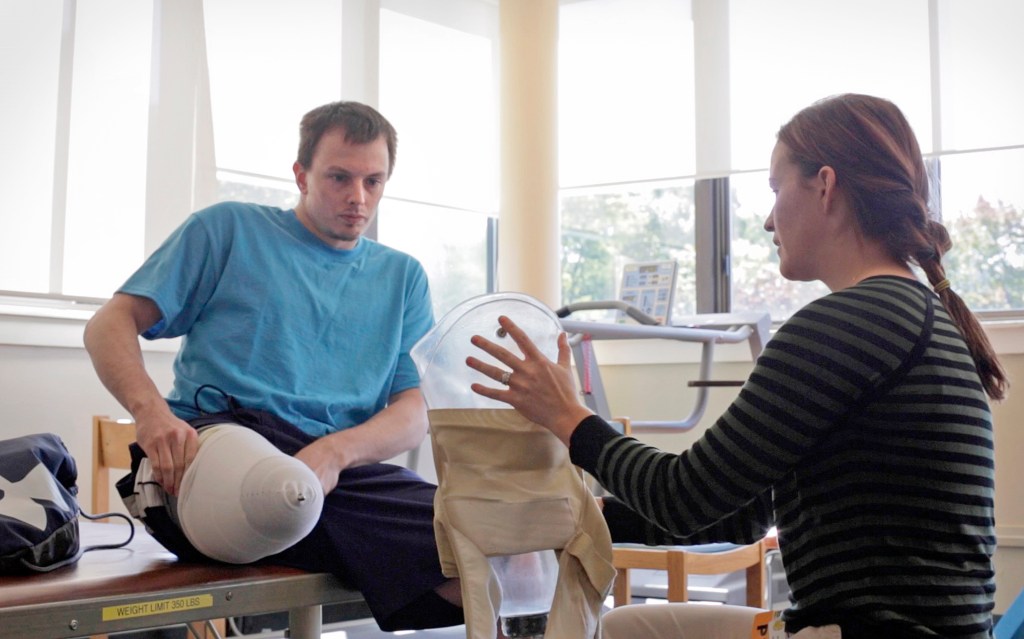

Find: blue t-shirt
<box><xmin>119</xmin><ymin>201</ymin><xmax>435</xmax><ymax>437</ymax></box>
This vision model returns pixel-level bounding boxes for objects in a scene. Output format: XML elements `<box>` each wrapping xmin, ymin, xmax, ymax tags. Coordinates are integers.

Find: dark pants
<box><xmin>125</xmin><ymin>404</ymin><xmax>463</xmax><ymax>631</ymax></box>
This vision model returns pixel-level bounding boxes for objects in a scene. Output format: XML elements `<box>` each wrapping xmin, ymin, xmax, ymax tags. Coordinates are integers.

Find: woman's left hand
<box><xmin>467</xmin><ymin>315</ymin><xmax>594</xmax><ymax>446</ymax></box>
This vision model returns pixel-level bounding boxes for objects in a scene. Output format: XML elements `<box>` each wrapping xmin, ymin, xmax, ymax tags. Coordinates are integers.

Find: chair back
<box><xmin>612</xmin><ymin>541</ymin><xmax>767</xmax><ymax>608</ymax></box>
<box><xmin>90</xmin><ymin>415</ymin><xmax>135</xmax><ymax>515</ymax></box>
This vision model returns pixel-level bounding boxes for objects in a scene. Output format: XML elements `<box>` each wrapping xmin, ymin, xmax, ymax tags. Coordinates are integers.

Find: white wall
<box><xmin>0</xmin><ymin>331</ymin><xmax>176</xmax><ymax>512</ymax></box>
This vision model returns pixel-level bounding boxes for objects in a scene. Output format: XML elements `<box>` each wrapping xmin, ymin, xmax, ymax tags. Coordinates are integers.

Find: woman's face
<box><xmin>764</xmin><ymin>142</ymin><xmax>827</xmax><ymax>282</ymax></box>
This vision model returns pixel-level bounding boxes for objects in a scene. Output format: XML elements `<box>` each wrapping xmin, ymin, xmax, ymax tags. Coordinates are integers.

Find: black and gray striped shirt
<box><xmin>572</xmin><ymin>276</ymin><xmax>995</xmax><ymax>638</ymax></box>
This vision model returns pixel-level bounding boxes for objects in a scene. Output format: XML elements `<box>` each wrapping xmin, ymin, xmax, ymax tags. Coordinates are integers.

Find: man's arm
<box><xmin>293</xmin><ymin>387</ymin><xmax>428</xmax><ymax>493</ymax></box>
<box><xmin>83</xmin><ymin>292</ymin><xmax>198</xmax><ymax>495</ymax></box>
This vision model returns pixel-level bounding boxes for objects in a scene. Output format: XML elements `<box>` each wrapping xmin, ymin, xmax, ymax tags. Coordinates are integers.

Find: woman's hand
<box><xmin>467</xmin><ymin>315</ymin><xmax>594</xmax><ymax>446</ymax></box>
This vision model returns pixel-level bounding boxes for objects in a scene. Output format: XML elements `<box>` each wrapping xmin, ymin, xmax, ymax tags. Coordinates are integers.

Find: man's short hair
<box><xmin>297</xmin><ymin>101</ymin><xmax>398</xmax><ymax>176</ymax></box>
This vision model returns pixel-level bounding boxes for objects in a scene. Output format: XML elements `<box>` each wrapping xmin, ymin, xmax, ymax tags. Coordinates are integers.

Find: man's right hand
<box><xmin>84</xmin><ymin>293</ymin><xmax>199</xmax><ymax>496</ymax></box>
<box><xmin>134</xmin><ymin>411</ymin><xmax>199</xmax><ymax>496</ymax></box>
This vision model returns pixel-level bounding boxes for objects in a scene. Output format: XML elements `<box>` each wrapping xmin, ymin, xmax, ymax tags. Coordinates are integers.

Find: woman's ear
<box><xmin>818</xmin><ymin>165</ymin><xmax>839</xmax><ymax>213</ymax></box>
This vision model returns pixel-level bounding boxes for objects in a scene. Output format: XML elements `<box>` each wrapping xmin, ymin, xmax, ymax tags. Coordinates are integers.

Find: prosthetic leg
<box><xmin>126</xmin><ymin>423</ymin><xmax>324</xmax><ymax>564</ymax></box>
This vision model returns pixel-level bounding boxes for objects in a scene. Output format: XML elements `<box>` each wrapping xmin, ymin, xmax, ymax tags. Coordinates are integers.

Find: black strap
<box><xmin>193</xmin><ymin>383</ymin><xmax>241</xmax><ymax>416</ymax></box>
<box><xmin>835</xmin><ymin>289</ymin><xmax>936</xmax><ymax>423</ymax></box>
<box><xmin>79</xmin><ymin>511</ymin><xmax>136</xmax><ymax>551</ymax></box>
<box><xmin>866</xmin><ymin>290</ymin><xmax>935</xmax><ymax>403</ymax></box>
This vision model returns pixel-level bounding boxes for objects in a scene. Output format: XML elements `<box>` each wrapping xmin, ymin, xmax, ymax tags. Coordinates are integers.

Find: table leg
<box><xmin>287</xmin><ymin>604</ymin><xmax>322</xmax><ymax>639</ymax></box>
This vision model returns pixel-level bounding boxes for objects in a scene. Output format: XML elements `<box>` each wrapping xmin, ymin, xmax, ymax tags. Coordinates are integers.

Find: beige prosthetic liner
<box><xmin>175</xmin><ymin>424</ymin><xmax>324</xmax><ymax>564</ymax></box>
<box><xmin>430</xmin><ymin>408</ymin><xmax>615</xmax><ymax>639</ymax></box>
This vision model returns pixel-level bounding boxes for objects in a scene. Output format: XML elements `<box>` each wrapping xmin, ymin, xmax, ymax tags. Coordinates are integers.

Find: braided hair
<box><xmin>778</xmin><ymin>94</ymin><xmax>1007</xmax><ymax>400</ymax></box>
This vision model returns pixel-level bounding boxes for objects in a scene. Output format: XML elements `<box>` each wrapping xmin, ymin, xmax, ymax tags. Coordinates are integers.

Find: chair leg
<box><xmin>665</xmin><ymin>550</ymin><xmax>689</xmax><ymax>603</ymax></box>
<box><xmin>746</xmin><ymin>561</ymin><xmax>765</xmax><ymax>608</ymax></box>
<box><xmin>185</xmin><ymin>619</ymin><xmax>225</xmax><ymax>639</ymax></box>
<box><xmin>613</xmin><ymin>567</ymin><xmax>632</xmax><ymax>607</ymax></box>
<box><xmin>745</xmin><ymin>542</ymin><xmax>766</xmax><ymax>608</ymax></box>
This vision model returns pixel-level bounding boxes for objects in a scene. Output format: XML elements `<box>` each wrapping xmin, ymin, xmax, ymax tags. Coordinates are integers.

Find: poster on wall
<box><xmin>618</xmin><ymin>260</ymin><xmax>677</xmax><ymax>325</ymax></box>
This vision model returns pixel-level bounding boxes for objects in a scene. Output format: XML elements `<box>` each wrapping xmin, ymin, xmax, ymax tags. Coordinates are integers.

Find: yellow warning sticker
<box><xmin>102</xmin><ymin>594</ymin><xmax>214</xmax><ymax>621</ymax></box>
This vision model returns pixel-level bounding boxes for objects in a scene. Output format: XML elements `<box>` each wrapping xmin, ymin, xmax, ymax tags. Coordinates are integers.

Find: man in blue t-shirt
<box><xmin>84</xmin><ymin>101</ymin><xmax>464</xmax><ymax>631</ymax></box>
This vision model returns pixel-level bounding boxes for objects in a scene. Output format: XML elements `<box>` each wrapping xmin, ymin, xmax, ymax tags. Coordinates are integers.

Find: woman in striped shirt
<box><xmin>467</xmin><ymin>94</ymin><xmax>1007</xmax><ymax>638</ymax></box>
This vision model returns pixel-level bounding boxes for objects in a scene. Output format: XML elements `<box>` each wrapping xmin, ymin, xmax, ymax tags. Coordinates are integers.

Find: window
<box><xmin>379</xmin><ymin>7</ymin><xmax>496</xmax><ymax>213</ymax></box>
<box><xmin>560</xmin><ymin>0</ymin><xmax>1024</xmax><ymax>322</ymax></box>
<box><xmin>938</xmin><ymin>0</ymin><xmax>1024</xmax><ymax>150</ymax></box>
<box><xmin>0</xmin><ymin>0</ymin><xmax>63</xmax><ymax>294</ymax></box>
<box><xmin>1</xmin><ymin>0</ymin><xmax>497</xmax><ymax>321</ymax></box>
<box><xmin>1</xmin><ymin>0</ymin><xmax>152</xmax><ymax>298</ymax></box>
<box><xmin>4</xmin><ymin>0</ymin><xmax>1024</xmax><ymax>326</ymax></box>
<box><xmin>561</xmin><ymin>182</ymin><xmax>696</xmax><ymax>321</ymax></box>
<box><xmin>378</xmin><ymin>4</ymin><xmax>498</xmax><ymax>315</ymax></box>
<box><xmin>377</xmin><ymin>201</ymin><xmax>492</xmax><ymax>315</ymax></box>
<box><xmin>205</xmin><ymin>0</ymin><xmax>343</xmax><ymax>182</ymax></box>
<box><xmin>63</xmin><ymin>0</ymin><xmax>153</xmax><ymax>297</ymax></box>
<box><xmin>204</xmin><ymin>0</ymin><xmax>343</xmax><ymax>219</ymax></box>
<box><xmin>933</xmin><ymin>0</ymin><xmax>1024</xmax><ymax>314</ymax></box>
<box><xmin>939</xmin><ymin>149</ymin><xmax>1024</xmax><ymax>311</ymax></box>
<box><xmin>728</xmin><ymin>0</ymin><xmax>932</xmax><ymax>169</ymax></box>
<box><xmin>558</xmin><ymin>0</ymin><xmax>696</xmax><ymax>318</ymax></box>
<box><xmin>725</xmin><ymin>0</ymin><xmax>932</xmax><ymax>317</ymax></box>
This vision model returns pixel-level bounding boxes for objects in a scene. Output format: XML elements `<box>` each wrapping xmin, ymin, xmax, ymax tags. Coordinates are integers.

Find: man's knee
<box><xmin>434</xmin><ymin>577</ymin><xmax>462</xmax><ymax>607</ymax></box>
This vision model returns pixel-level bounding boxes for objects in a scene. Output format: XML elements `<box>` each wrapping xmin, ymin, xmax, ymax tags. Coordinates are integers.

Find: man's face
<box><xmin>293</xmin><ymin>127</ymin><xmax>390</xmax><ymax>250</ymax></box>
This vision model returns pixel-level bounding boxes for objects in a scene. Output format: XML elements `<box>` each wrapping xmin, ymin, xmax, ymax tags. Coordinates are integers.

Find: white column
<box><xmin>499</xmin><ymin>0</ymin><xmax>560</xmax><ymax>308</ymax></box>
<box><xmin>145</xmin><ymin>0</ymin><xmax>211</xmax><ymax>254</ymax></box>
<box><xmin>692</xmin><ymin>0</ymin><xmax>731</xmax><ymax>176</ymax></box>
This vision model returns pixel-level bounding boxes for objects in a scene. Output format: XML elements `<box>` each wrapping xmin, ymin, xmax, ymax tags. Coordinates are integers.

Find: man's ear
<box><xmin>293</xmin><ymin>161</ymin><xmax>308</xmax><ymax>195</ymax></box>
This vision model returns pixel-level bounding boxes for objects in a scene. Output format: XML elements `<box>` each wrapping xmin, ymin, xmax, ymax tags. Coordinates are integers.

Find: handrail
<box><xmin>556</xmin><ymin>300</ymin><xmax>662</xmax><ymax>326</ymax></box>
<box><xmin>559</xmin><ymin>305</ymin><xmax>770</xmax><ymax>433</ymax></box>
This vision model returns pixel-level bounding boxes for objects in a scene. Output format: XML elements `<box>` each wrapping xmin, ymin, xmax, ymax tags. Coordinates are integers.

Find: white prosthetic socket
<box><xmin>174</xmin><ymin>424</ymin><xmax>324</xmax><ymax>564</ymax></box>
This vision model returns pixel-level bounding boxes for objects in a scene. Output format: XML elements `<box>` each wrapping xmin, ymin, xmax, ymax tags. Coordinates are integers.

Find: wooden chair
<box><xmin>90</xmin><ymin>415</ymin><xmax>137</xmax><ymax>515</ymax></box>
<box><xmin>90</xmin><ymin>415</ymin><xmax>226</xmax><ymax>639</ymax></box>
<box><xmin>611</xmin><ymin>540</ymin><xmax>767</xmax><ymax>608</ymax></box>
<box><xmin>600</xmin><ymin>418</ymin><xmax>769</xmax><ymax>609</ymax></box>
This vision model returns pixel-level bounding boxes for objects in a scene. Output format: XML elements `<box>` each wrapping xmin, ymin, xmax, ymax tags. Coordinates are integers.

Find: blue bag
<box><xmin>0</xmin><ymin>433</ymin><xmax>83</xmax><ymax>572</ymax></box>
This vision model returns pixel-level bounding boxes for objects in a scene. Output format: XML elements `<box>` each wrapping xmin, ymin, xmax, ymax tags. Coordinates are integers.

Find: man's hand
<box><xmin>294</xmin><ymin>434</ymin><xmax>349</xmax><ymax>494</ymax></box>
<box><xmin>134</xmin><ymin>411</ymin><xmax>199</xmax><ymax>496</ymax></box>
<box><xmin>291</xmin><ymin>388</ymin><xmax>429</xmax><ymax>494</ymax></box>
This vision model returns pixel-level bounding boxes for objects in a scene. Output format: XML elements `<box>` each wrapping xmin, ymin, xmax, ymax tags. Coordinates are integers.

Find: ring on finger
<box><xmin>500</xmin><ymin>371</ymin><xmax>512</xmax><ymax>386</ymax></box>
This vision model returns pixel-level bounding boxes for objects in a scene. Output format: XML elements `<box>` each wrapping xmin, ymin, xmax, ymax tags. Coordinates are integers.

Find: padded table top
<box><xmin>0</xmin><ymin>520</ymin><xmax>363</xmax><ymax>638</ymax></box>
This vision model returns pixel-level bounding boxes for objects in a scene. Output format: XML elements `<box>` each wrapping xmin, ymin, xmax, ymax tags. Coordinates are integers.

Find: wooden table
<box><xmin>0</xmin><ymin>521</ymin><xmax>367</xmax><ymax>638</ymax></box>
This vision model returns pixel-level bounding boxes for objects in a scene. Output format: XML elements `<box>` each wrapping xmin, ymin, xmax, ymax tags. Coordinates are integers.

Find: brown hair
<box><xmin>296</xmin><ymin>101</ymin><xmax>398</xmax><ymax>176</ymax></box>
<box><xmin>778</xmin><ymin>93</ymin><xmax>1007</xmax><ymax>400</ymax></box>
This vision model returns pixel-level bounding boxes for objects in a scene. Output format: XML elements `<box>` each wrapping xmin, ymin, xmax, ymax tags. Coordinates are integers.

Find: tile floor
<box><xmin>223</xmin><ymin>565</ymin><xmax>787</xmax><ymax>638</ymax></box>
<box><xmin>320</xmin><ymin>620</ymin><xmax>469</xmax><ymax>638</ymax></box>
